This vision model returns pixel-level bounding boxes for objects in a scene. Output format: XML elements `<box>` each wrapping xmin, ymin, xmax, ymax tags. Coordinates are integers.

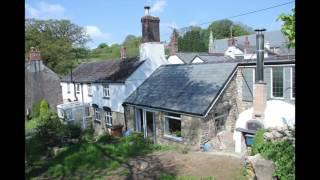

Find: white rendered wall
<box><xmin>224</xmin><ymin>46</ymin><xmax>244</xmax><ymax>59</ymax></box>
<box><xmin>61</xmin><ymin>42</ymin><xmax>168</xmax><ymax>113</ymax></box>
<box><xmin>192</xmin><ymin>57</ymin><xmax>204</xmax><ymax>63</ymax></box>
<box><xmin>233</xmin><ymin>100</ymin><xmax>295</xmax><ymax>153</ymax></box>
<box><xmin>167</xmin><ymin>55</ymin><xmax>185</xmax><ymax>64</ymax></box>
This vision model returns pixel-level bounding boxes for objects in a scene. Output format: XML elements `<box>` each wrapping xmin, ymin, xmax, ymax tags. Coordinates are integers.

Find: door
<box><xmin>135</xmin><ymin>108</ymin><xmax>156</xmax><ymax>143</ymax></box>
<box><xmin>135</xmin><ymin>108</ymin><xmax>143</xmax><ymax>132</ymax></box>
<box><xmin>146</xmin><ymin>111</ymin><xmax>155</xmax><ymax>142</ymax></box>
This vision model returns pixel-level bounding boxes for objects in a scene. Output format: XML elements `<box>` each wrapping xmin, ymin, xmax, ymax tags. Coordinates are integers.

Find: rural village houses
<box><xmin>59</xmin><ymin>6</ymin><xmax>295</xmax><ymax>152</ymax></box>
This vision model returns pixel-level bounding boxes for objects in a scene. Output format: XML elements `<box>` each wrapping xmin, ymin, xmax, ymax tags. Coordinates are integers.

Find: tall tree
<box><xmin>177</xmin><ymin>19</ymin><xmax>253</xmax><ymax>52</ymax></box>
<box><xmin>278</xmin><ymin>8</ymin><xmax>295</xmax><ymax>48</ymax></box>
<box><xmin>25</xmin><ymin>19</ymin><xmax>90</xmax><ymax>75</ymax></box>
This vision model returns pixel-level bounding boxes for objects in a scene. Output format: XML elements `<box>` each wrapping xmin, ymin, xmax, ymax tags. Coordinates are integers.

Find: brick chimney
<box><xmin>29</xmin><ymin>47</ymin><xmax>44</xmax><ymax>72</ymax></box>
<box><xmin>29</xmin><ymin>47</ymin><xmax>41</xmax><ymax>61</ymax></box>
<box><xmin>252</xmin><ymin>29</ymin><xmax>267</xmax><ymax>121</ymax></box>
<box><xmin>169</xmin><ymin>32</ymin><xmax>178</xmax><ymax>55</ymax></box>
<box><xmin>141</xmin><ymin>6</ymin><xmax>160</xmax><ymax>43</ymax></box>
<box><xmin>120</xmin><ymin>46</ymin><xmax>127</xmax><ymax>59</ymax></box>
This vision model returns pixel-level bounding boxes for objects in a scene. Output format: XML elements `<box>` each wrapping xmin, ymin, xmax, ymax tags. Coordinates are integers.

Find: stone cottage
<box><xmin>122</xmin><ymin>56</ymin><xmax>295</xmax><ymax>151</ymax></box>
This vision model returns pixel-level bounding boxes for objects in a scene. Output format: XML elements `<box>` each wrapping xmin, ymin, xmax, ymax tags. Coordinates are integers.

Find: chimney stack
<box><xmin>29</xmin><ymin>47</ymin><xmax>41</xmax><ymax>61</ymax></box>
<box><xmin>141</xmin><ymin>6</ymin><xmax>160</xmax><ymax>43</ymax></box>
<box><xmin>252</xmin><ymin>28</ymin><xmax>267</xmax><ymax>121</ymax></box>
<box><xmin>144</xmin><ymin>6</ymin><xmax>150</xmax><ymax>16</ymax></box>
<box><xmin>169</xmin><ymin>32</ymin><xmax>178</xmax><ymax>55</ymax></box>
<box><xmin>120</xmin><ymin>46</ymin><xmax>127</xmax><ymax>59</ymax></box>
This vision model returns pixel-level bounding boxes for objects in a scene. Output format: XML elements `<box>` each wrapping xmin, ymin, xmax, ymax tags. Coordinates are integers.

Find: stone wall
<box><xmin>200</xmin><ymin>73</ymin><xmax>240</xmax><ymax>145</ymax></box>
<box><xmin>90</xmin><ymin>107</ymin><xmax>126</xmax><ymax>135</ymax></box>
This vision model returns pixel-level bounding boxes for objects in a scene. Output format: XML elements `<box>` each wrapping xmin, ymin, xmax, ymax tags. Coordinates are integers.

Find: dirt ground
<box><xmin>106</xmin><ymin>151</ymin><xmax>244</xmax><ymax>180</ymax></box>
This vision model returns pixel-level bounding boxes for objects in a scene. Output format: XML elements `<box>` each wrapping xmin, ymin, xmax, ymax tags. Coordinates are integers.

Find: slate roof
<box><xmin>61</xmin><ymin>57</ymin><xmax>144</xmax><ymax>83</ymax></box>
<box><xmin>124</xmin><ymin>62</ymin><xmax>238</xmax><ymax>116</ymax></box>
<box><xmin>175</xmin><ymin>52</ymin><xmax>211</xmax><ymax>64</ymax></box>
<box><xmin>213</xmin><ymin>30</ymin><xmax>294</xmax><ymax>56</ymax></box>
<box><xmin>195</xmin><ymin>55</ymin><xmax>234</xmax><ymax>63</ymax></box>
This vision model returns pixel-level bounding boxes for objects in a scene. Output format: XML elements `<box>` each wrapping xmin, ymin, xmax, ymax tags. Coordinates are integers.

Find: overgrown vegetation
<box><xmin>251</xmin><ymin>129</ymin><xmax>295</xmax><ymax>180</ymax></box>
<box><xmin>278</xmin><ymin>7</ymin><xmax>295</xmax><ymax>48</ymax></box>
<box><xmin>26</xmin><ymin>131</ymin><xmax>173</xmax><ymax>179</ymax></box>
<box><xmin>159</xmin><ymin>174</ymin><xmax>215</xmax><ymax>180</ymax></box>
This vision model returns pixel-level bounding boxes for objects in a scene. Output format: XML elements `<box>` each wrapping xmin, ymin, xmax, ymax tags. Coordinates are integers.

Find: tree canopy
<box><xmin>25</xmin><ymin>19</ymin><xmax>90</xmax><ymax>76</ymax></box>
<box><xmin>278</xmin><ymin>8</ymin><xmax>295</xmax><ymax>48</ymax></box>
<box><xmin>177</xmin><ymin>19</ymin><xmax>253</xmax><ymax>52</ymax></box>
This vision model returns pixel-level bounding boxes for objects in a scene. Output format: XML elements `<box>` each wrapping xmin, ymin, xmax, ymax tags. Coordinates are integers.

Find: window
<box><xmin>87</xmin><ymin>84</ymin><xmax>92</xmax><ymax>96</ymax></box>
<box><xmin>271</xmin><ymin>67</ymin><xmax>284</xmax><ymax>98</ymax></box>
<box><xmin>105</xmin><ymin>111</ymin><xmax>113</xmax><ymax>126</ymax></box>
<box><xmin>85</xmin><ymin>107</ymin><xmax>90</xmax><ymax>117</ymax></box>
<box><xmin>67</xmin><ymin>83</ymin><xmax>70</xmax><ymax>93</ymax></box>
<box><xmin>76</xmin><ymin>84</ymin><xmax>80</xmax><ymax>94</ymax></box>
<box><xmin>164</xmin><ymin>113</ymin><xmax>182</xmax><ymax>140</ymax></box>
<box><xmin>213</xmin><ymin>112</ymin><xmax>228</xmax><ymax>135</ymax></box>
<box><xmin>103</xmin><ymin>84</ymin><xmax>110</xmax><ymax>98</ymax></box>
<box><xmin>94</xmin><ymin>108</ymin><xmax>101</xmax><ymax>122</ymax></box>
<box><xmin>65</xmin><ymin>109</ymin><xmax>74</xmax><ymax>121</ymax></box>
<box><xmin>292</xmin><ymin>67</ymin><xmax>295</xmax><ymax>99</ymax></box>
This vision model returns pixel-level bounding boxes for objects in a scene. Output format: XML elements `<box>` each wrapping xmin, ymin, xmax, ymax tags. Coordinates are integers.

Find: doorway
<box><xmin>135</xmin><ymin>108</ymin><xmax>156</xmax><ymax>143</ymax></box>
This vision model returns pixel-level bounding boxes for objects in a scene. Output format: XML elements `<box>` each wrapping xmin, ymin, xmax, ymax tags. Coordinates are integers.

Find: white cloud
<box><xmin>25</xmin><ymin>1</ymin><xmax>66</xmax><ymax>19</ymax></box>
<box><xmin>150</xmin><ymin>0</ymin><xmax>166</xmax><ymax>14</ymax></box>
<box><xmin>85</xmin><ymin>26</ymin><xmax>111</xmax><ymax>49</ymax></box>
<box><xmin>85</xmin><ymin>26</ymin><xmax>111</xmax><ymax>40</ymax></box>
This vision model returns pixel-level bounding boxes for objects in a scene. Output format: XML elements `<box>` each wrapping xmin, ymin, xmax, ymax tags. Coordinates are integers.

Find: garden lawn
<box><xmin>26</xmin><ymin>134</ymin><xmax>172</xmax><ymax>180</ymax></box>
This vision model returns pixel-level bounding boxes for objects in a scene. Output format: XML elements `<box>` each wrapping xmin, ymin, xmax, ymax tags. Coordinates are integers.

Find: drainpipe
<box><xmin>123</xmin><ymin>104</ymin><xmax>128</xmax><ymax>131</ymax></box>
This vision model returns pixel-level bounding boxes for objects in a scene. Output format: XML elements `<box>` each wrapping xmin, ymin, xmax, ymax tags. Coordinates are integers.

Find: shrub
<box><xmin>35</xmin><ymin>110</ymin><xmax>65</xmax><ymax>148</ymax></box>
<box><xmin>251</xmin><ymin>128</ymin><xmax>267</xmax><ymax>155</ymax></box>
<box><xmin>39</xmin><ymin>99</ymin><xmax>49</xmax><ymax>116</ymax></box>
<box><xmin>65</xmin><ymin>124</ymin><xmax>82</xmax><ymax>139</ymax></box>
<box><xmin>31</xmin><ymin>101</ymin><xmax>41</xmax><ymax>118</ymax></box>
<box><xmin>251</xmin><ymin>128</ymin><xmax>295</xmax><ymax>180</ymax></box>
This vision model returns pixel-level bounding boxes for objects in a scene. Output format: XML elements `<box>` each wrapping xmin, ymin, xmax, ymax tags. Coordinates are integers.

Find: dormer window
<box><xmin>103</xmin><ymin>84</ymin><xmax>110</xmax><ymax>98</ymax></box>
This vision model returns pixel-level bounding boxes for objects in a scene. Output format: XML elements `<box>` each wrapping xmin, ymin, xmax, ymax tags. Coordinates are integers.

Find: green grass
<box><xmin>26</xmin><ymin>133</ymin><xmax>172</xmax><ymax>179</ymax></box>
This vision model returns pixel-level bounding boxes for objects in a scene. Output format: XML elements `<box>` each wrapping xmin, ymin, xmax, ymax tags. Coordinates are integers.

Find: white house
<box><xmin>59</xmin><ymin>6</ymin><xmax>167</xmax><ymax>134</ymax></box>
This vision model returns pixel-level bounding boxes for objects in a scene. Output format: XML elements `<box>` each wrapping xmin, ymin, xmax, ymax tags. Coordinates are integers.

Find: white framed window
<box><xmin>67</xmin><ymin>83</ymin><xmax>70</xmax><ymax>93</ymax></box>
<box><xmin>164</xmin><ymin>113</ymin><xmax>182</xmax><ymax>141</ymax></box>
<box><xmin>291</xmin><ymin>67</ymin><xmax>295</xmax><ymax>99</ymax></box>
<box><xmin>94</xmin><ymin>108</ymin><xmax>101</xmax><ymax>122</ymax></box>
<box><xmin>270</xmin><ymin>67</ymin><xmax>285</xmax><ymax>98</ymax></box>
<box><xmin>105</xmin><ymin>111</ymin><xmax>113</xmax><ymax>126</ymax></box>
<box><xmin>103</xmin><ymin>84</ymin><xmax>110</xmax><ymax>98</ymax></box>
<box><xmin>87</xmin><ymin>84</ymin><xmax>92</xmax><ymax>96</ymax></box>
<box><xmin>76</xmin><ymin>83</ymin><xmax>81</xmax><ymax>94</ymax></box>
<box><xmin>65</xmin><ymin>109</ymin><xmax>74</xmax><ymax>121</ymax></box>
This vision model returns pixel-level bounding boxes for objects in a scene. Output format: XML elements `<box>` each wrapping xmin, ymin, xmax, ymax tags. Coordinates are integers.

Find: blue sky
<box><xmin>25</xmin><ymin>0</ymin><xmax>295</xmax><ymax>49</ymax></box>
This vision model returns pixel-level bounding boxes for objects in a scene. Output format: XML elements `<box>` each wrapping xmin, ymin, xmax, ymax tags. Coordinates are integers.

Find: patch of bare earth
<box><xmin>106</xmin><ymin>151</ymin><xmax>243</xmax><ymax>180</ymax></box>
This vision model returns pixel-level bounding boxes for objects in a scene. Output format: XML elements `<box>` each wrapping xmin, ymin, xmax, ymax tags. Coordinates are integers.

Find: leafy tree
<box><xmin>278</xmin><ymin>8</ymin><xmax>295</xmax><ymax>48</ymax></box>
<box><xmin>98</xmin><ymin>43</ymin><xmax>108</xmax><ymax>49</ymax></box>
<box><xmin>177</xmin><ymin>19</ymin><xmax>253</xmax><ymax>52</ymax></box>
<box><xmin>25</xmin><ymin>19</ymin><xmax>90</xmax><ymax>75</ymax></box>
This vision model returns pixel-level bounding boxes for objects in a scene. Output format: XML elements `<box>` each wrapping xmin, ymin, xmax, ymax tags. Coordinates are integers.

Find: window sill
<box><xmin>271</xmin><ymin>97</ymin><xmax>285</xmax><ymax>100</ymax></box>
<box><xmin>94</xmin><ymin>120</ymin><xmax>101</xmax><ymax>123</ymax></box>
<box><xmin>163</xmin><ymin>135</ymin><xmax>183</xmax><ymax>142</ymax></box>
<box><xmin>106</xmin><ymin>124</ymin><xmax>113</xmax><ymax>128</ymax></box>
<box><xmin>103</xmin><ymin>97</ymin><xmax>110</xmax><ymax>99</ymax></box>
